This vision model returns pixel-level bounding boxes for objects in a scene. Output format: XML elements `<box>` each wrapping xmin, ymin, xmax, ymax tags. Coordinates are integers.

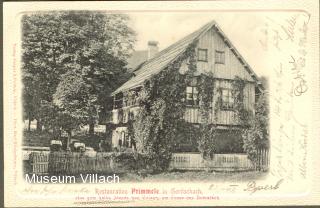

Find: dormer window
<box><xmin>197</xmin><ymin>48</ymin><xmax>208</xmax><ymax>62</ymax></box>
<box><xmin>215</xmin><ymin>50</ymin><xmax>225</xmax><ymax>64</ymax></box>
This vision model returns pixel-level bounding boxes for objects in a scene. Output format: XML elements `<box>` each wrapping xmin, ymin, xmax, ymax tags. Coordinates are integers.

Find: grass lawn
<box><xmin>119</xmin><ymin>170</ymin><xmax>268</xmax><ymax>182</ymax></box>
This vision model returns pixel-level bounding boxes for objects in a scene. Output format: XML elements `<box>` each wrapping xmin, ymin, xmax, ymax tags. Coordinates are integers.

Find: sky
<box><xmin>126</xmin><ymin>12</ymin><xmax>269</xmax><ymax>77</ymax></box>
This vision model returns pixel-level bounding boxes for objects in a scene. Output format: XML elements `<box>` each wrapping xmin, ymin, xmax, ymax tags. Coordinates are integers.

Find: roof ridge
<box><xmin>132</xmin><ymin>20</ymin><xmax>216</xmax><ymax>74</ymax></box>
<box><xmin>111</xmin><ymin>20</ymin><xmax>263</xmax><ymax>96</ymax></box>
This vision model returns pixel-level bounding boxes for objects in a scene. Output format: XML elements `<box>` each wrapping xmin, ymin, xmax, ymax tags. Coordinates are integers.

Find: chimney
<box><xmin>147</xmin><ymin>41</ymin><xmax>159</xmax><ymax>59</ymax></box>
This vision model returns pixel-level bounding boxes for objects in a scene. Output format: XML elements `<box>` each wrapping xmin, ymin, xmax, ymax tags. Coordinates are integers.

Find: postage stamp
<box><xmin>3</xmin><ymin>0</ymin><xmax>320</xmax><ymax>207</ymax></box>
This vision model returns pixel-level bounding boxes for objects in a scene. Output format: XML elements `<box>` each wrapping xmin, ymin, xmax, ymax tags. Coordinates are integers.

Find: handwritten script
<box><xmin>263</xmin><ymin>12</ymin><xmax>310</xmax><ymax>184</ymax></box>
<box><xmin>244</xmin><ymin>179</ymin><xmax>284</xmax><ymax>195</ymax></box>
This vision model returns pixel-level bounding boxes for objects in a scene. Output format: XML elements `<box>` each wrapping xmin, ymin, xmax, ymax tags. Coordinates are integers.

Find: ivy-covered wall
<box><xmin>119</xmin><ymin>40</ymin><xmax>268</xmax><ymax>170</ymax></box>
<box><xmin>130</xmin><ymin>42</ymin><xmax>197</xmax><ymax>171</ymax></box>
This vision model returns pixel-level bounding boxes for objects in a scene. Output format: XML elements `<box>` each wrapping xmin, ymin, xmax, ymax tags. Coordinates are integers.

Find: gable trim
<box><xmin>213</xmin><ymin>25</ymin><xmax>263</xmax><ymax>91</ymax></box>
<box><xmin>113</xmin><ymin>20</ymin><xmax>264</xmax><ymax>96</ymax></box>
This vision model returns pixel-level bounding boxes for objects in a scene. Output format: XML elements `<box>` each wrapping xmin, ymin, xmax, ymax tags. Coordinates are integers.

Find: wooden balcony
<box><xmin>112</xmin><ymin>106</ymin><xmax>141</xmax><ymax>125</ymax></box>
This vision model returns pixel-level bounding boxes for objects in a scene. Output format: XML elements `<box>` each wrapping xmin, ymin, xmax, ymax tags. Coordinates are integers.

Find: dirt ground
<box><xmin>119</xmin><ymin>170</ymin><xmax>268</xmax><ymax>182</ymax></box>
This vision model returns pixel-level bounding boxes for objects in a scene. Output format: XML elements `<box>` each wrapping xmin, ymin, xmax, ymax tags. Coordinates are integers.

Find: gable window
<box><xmin>186</xmin><ymin>86</ymin><xmax>199</xmax><ymax>107</ymax></box>
<box><xmin>215</xmin><ymin>50</ymin><xmax>225</xmax><ymax>64</ymax></box>
<box><xmin>220</xmin><ymin>88</ymin><xmax>240</xmax><ymax>110</ymax></box>
<box><xmin>198</xmin><ymin>48</ymin><xmax>208</xmax><ymax>62</ymax></box>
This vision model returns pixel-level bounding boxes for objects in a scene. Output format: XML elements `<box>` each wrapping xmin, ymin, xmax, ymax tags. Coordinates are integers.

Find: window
<box><xmin>127</xmin><ymin>91</ymin><xmax>138</xmax><ymax>106</ymax></box>
<box><xmin>123</xmin><ymin>96</ymin><xmax>128</xmax><ymax>107</ymax></box>
<box><xmin>220</xmin><ymin>88</ymin><xmax>240</xmax><ymax>110</ymax></box>
<box><xmin>114</xmin><ymin>93</ymin><xmax>123</xmax><ymax>109</ymax></box>
<box><xmin>186</xmin><ymin>86</ymin><xmax>199</xmax><ymax>107</ymax></box>
<box><xmin>198</xmin><ymin>48</ymin><xmax>208</xmax><ymax>62</ymax></box>
<box><xmin>119</xmin><ymin>131</ymin><xmax>130</xmax><ymax>148</ymax></box>
<box><xmin>215</xmin><ymin>50</ymin><xmax>225</xmax><ymax>64</ymax></box>
<box><xmin>129</xmin><ymin>111</ymin><xmax>135</xmax><ymax>120</ymax></box>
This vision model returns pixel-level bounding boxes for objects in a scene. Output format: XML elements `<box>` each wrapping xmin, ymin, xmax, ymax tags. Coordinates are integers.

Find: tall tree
<box><xmin>22</xmin><ymin>12</ymin><xmax>136</xmax><ymax>136</ymax></box>
<box><xmin>22</xmin><ymin>13</ymin><xmax>67</xmax><ymax>130</ymax></box>
<box><xmin>53</xmin><ymin>12</ymin><xmax>135</xmax><ymax>134</ymax></box>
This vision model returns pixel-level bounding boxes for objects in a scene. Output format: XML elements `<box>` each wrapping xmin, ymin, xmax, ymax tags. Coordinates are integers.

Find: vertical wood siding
<box><xmin>212</xmin><ymin>80</ymin><xmax>255</xmax><ymax>125</ymax></box>
<box><xmin>184</xmin><ymin>27</ymin><xmax>256</xmax><ymax>125</ymax></box>
<box><xmin>184</xmin><ymin>107</ymin><xmax>200</xmax><ymax>123</ymax></box>
<box><xmin>197</xmin><ymin>28</ymin><xmax>214</xmax><ymax>74</ymax></box>
<box><xmin>183</xmin><ymin>80</ymin><xmax>255</xmax><ymax>125</ymax></box>
<box><xmin>196</xmin><ymin>27</ymin><xmax>254</xmax><ymax>81</ymax></box>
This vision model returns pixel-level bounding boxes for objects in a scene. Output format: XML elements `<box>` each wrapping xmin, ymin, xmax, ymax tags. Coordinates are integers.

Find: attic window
<box><xmin>215</xmin><ymin>50</ymin><xmax>225</xmax><ymax>64</ymax></box>
<box><xmin>197</xmin><ymin>48</ymin><xmax>208</xmax><ymax>62</ymax></box>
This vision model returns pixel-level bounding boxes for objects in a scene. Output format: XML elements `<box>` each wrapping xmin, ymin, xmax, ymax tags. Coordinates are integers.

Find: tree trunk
<box><xmin>67</xmin><ymin>131</ymin><xmax>72</xmax><ymax>151</ymax></box>
<box><xmin>89</xmin><ymin>122</ymin><xmax>94</xmax><ymax>135</ymax></box>
<box><xmin>36</xmin><ymin>119</ymin><xmax>42</xmax><ymax>132</ymax></box>
<box><xmin>58</xmin><ymin>129</ymin><xmax>62</xmax><ymax>139</ymax></box>
<box><xmin>28</xmin><ymin>119</ymin><xmax>31</xmax><ymax>132</ymax></box>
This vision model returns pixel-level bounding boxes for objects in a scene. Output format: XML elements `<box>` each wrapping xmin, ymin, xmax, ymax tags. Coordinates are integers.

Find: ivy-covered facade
<box><xmin>109</xmin><ymin>20</ymin><xmax>264</xmax><ymax>165</ymax></box>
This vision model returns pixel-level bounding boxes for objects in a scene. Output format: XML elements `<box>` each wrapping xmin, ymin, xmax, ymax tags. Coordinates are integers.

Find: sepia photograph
<box><xmin>3</xmin><ymin>1</ymin><xmax>319</xmax><ymax>207</ymax></box>
<box><xmin>21</xmin><ymin>11</ymin><xmax>270</xmax><ymax>182</ymax></box>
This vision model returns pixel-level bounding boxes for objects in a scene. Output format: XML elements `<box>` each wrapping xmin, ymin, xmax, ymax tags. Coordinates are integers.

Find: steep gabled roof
<box><xmin>113</xmin><ymin>20</ymin><xmax>262</xmax><ymax>95</ymax></box>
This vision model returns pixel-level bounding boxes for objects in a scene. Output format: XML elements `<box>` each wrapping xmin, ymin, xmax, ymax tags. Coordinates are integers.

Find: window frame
<box><xmin>186</xmin><ymin>86</ymin><xmax>200</xmax><ymax>107</ymax></box>
<box><xmin>113</xmin><ymin>93</ymin><xmax>123</xmax><ymax>109</ymax></box>
<box><xmin>215</xmin><ymin>50</ymin><xmax>225</xmax><ymax>64</ymax></box>
<box><xmin>220</xmin><ymin>88</ymin><xmax>240</xmax><ymax>110</ymax></box>
<box><xmin>197</xmin><ymin>48</ymin><xmax>208</xmax><ymax>62</ymax></box>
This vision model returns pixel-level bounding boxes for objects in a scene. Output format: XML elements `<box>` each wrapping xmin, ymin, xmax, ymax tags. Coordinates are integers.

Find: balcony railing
<box><xmin>112</xmin><ymin>106</ymin><xmax>140</xmax><ymax>125</ymax></box>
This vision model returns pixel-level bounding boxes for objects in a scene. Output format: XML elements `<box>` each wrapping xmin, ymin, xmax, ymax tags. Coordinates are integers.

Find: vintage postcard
<box><xmin>3</xmin><ymin>0</ymin><xmax>320</xmax><ymax>207</ymax></box>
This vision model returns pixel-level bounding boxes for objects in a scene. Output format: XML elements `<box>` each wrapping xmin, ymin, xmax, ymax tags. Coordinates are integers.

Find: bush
<box><xmin>102</xmin><ymin>152</ymin><xmax>155</xmax><ymax>173</ymax></box>
<box><xmin>72</xmin><ymin>134</ymin><xmax>105</xmax><ymax>151</ymax></box>
<box><xmin>23</xmin><ymin>130</ymin><xmax>52</xmax><ymax>147</ymax></box>
<box><xmin>242</xmin><ymin>92</ymin><xmax>269</xmax><ymax>164</ymax></box>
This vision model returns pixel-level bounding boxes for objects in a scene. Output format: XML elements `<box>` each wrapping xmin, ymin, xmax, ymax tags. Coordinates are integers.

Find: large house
<box><xmin>109</xmin><ymin>20</ymin><xmax>263</xmax><ymax>154</ymax></box>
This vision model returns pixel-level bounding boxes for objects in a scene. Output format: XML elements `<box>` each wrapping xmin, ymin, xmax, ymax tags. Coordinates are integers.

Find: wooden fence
<box><xmin>26</xmin><ymin>149</ymin><xmax>270</xmax><ymax>175</ymax></box>
<box><xmin>205</xmin><ymin>154</ymin><xmax>254</xmax><ymax>171</ymax></box>
<box><xmin>26</xmin><ymin>152</ymin><xmax>134</xmax><ymax>175</ymax></box>
<box><xmin>29</xmin><ymin>152</ymin><xmax>50</xmax><ymax>174</ymax></box>
<box><xmin>48</xmin><ymin>152</ymin><xmax>114</xmax><ymax>175</ymax></box>
<box><xmin>169</xmin><ymin>153</ymin><xmax>204</xmax><ymax>170</ymax></box>
<box><xmin>256</xmin><ymin>148</ymin><xmax>270</xmax><ymax>171</ymax></box>
<box><xmin>170</xmin><ymin>149</ymin><xmax>269</xmax><ymax>171</ymax></box>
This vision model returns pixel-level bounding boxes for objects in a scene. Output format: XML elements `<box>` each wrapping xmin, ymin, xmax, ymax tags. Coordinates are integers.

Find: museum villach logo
<box><xmin>25</xmin><ymin>174</ymin><xmax>120</xmax><ymax>184</ymax></box>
